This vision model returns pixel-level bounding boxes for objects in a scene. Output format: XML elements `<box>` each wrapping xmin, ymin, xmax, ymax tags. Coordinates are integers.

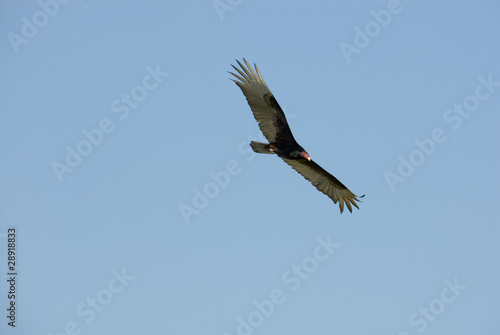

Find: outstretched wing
<box><xmin>281</xmin><ymin>157</ymin><xmax>363</xmax><ymax>213</ymax></box>
<box><xmin>230</xmin><ymin>59</ymin><xmax>295</xmax><ymax>145</ymax></box>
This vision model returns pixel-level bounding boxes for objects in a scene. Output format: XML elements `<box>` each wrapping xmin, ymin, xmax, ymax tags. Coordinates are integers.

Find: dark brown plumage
<box><xmin>230</xmin><ymin>59</ymin><xmax>363</xmax><ymax>213</ymax></box>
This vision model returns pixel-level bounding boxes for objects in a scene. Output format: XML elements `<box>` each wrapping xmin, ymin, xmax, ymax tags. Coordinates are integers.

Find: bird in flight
<box><xmin>230</xmin><ymin>59</ymin><xmax>363</xmax><ymax>213</ymax></box>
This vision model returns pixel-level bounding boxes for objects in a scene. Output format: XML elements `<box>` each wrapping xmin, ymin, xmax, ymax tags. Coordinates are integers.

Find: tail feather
<box><xmin>250</xmin><ymin>141</ymin><xmax>274</xmax><ymax>154</ymax></box>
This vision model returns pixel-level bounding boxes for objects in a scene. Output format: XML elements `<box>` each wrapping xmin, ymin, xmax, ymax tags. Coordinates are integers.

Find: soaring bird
<box><xmin>230</xmin><ymin>59</ymin><xmax>363</xmax><ymax>213</ymax></box>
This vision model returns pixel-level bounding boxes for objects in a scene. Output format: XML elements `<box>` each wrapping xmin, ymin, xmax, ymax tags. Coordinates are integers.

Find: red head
<box><xmin>301</xmin><ymin>151</ymin><xmax>310</xmax><ymax>161</ymax></box>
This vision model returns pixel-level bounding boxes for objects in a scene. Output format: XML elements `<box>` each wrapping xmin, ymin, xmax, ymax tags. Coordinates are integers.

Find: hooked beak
<box><xmin>301</xmin><ymin>151</ymin><xmax>311</xmax><ymax>161</ymax></box>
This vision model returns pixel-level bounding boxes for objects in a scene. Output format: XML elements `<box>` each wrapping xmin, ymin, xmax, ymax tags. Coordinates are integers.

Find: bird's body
<box><xmin>230</xmin><ymin>59</ymin><xmax>363</xmax><ymax>213</ymax></box>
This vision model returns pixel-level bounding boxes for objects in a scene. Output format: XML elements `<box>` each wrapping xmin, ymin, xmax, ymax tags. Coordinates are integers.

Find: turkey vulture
<box><xmin>230</xmin><ymin>59</ymin><xmax>363</xmax><ymax>213</ymax></box>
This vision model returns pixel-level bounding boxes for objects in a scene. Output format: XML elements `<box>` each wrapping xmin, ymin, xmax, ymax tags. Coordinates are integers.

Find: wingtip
<box><xmin>337</xmin><ymin>194</ymin><xmax>363</xmax><ymax>214</ymax></box>
<box><xmin>339</xmin><ymin>200</ymin><xmax>345</xmax><ymax>214</ymax></box>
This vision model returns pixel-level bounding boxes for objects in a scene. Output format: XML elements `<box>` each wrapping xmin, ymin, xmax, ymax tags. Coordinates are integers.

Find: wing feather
<box><xmin>281</xmin><ymin>157</ymin><xmax>363</xmax><ymax>213</ymax></box>
<box><xmin>230</xmin><ymin>59</ymin><xmax>294</xmax><ymax>144</ymax></box>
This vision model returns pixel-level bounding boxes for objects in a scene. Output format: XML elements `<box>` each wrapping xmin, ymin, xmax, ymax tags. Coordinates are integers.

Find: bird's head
<box><xmin>300</xmin><ymin>151</ymin><xmax>310</xmax><ymax>161</ymax></box>
<box><xmin>289</xmin><ymin>148</ymin><xmax>310</xmax><ymax>161</ymax></box>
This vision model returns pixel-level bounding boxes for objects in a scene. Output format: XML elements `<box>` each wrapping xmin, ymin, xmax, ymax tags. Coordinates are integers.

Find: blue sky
<box><xmin>1</xmin><ymin>1</ymin><xmax>499</xmax><ymax>334</ymax></box>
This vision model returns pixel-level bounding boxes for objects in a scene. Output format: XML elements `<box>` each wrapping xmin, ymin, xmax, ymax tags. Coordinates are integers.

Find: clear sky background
<box><xmin>1</xmin><ymin>1</ymin><xmax>499</xmax><ymax>334</ymax></box>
